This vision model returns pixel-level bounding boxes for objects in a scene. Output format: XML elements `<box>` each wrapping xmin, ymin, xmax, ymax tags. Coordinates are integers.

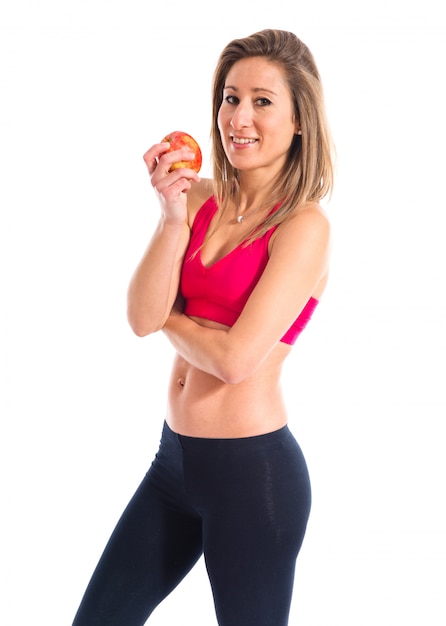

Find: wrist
<box><xmin>161</xmin><ymin>215</ymin><xmax>186</xmax><ymax>229</ymax></box>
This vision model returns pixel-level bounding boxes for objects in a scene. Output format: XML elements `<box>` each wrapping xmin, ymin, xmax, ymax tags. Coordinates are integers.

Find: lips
<box><xmin>231</xmin><ymin>137</ymin><xmax>258</xmax><ymax>145</ymax></box>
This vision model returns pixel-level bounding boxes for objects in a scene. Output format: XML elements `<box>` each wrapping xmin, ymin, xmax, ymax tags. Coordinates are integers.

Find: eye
<box><xmin>256</xmin><ymin>97</ymin><xmax>272</xmax><ymax>107</ymax></box>
<box><xmin>224</xmin><ymin>95</ymin><xmax>239</xmax><ymax>105</ymax></box>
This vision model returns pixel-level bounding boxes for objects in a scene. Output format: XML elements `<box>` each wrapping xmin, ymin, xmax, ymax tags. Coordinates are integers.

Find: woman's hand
<box><xmin>143</xmin><ymin>142</ymin><xmax>201</xmax><ymax>225</ymax></box>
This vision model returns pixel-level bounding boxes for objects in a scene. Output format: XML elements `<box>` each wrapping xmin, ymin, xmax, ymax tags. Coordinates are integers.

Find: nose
<box><xmin>230</xmin><ymin>100</ymin><xmax>253</xmax><ymax>130</ymax></box>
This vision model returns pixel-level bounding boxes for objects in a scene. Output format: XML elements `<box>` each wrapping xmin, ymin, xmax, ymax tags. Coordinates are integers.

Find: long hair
<box><xmin>211</xmin><ymin>29</ymin><xmax>335</xmax><ymax>242</ymax></box>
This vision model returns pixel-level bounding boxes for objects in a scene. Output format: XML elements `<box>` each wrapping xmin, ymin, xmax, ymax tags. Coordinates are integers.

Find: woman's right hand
<box><xmin>143</xmin><ymin>142</ymin><xmax>201</xmax><ymax>225</ymax></box>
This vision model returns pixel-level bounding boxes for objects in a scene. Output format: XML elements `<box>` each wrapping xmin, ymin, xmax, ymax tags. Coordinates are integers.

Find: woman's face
<box><xmin>217</xmin><ymin>56</ymin><xmax>299</xmax><ymax>176</ymax></box>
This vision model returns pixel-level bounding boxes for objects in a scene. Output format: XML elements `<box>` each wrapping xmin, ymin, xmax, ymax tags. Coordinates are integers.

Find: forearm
<box><xmin>127</xmin><ymin>218</ymin><xmax>189</xmax><ymax>336</ymax></box>
<box><xmin>163</xmin><ymin>314</ymin><xmax>252</xmax><ymax>384</ymax></box>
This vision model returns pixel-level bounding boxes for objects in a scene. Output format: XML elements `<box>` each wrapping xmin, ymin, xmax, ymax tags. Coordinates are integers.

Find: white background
<box><xmin>1</xmin><ymin>1</ymin><xmax>445</xmax><ymax>624</ymax></box>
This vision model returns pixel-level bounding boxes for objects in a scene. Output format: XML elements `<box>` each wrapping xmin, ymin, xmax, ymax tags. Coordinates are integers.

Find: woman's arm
<box><xmin>163</xmin><ymin>204</ymin><xmax>331</xmax><ymax>383</ymax></box>
<box><xmin>127</xmin><ymin>219</ymin><xmax>190</xmax><ymax>336</ymax></box>
<box><xmin>127</xmin><ymin>142</ymin><xmax>201</xmax><ymax>336</ymax></box>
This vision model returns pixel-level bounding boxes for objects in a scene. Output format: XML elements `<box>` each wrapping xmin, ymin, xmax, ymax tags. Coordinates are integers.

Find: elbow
<box><xmin>217</xmin><ymin>352</ymin><xmax>257</xmax><ymax>385</ymax></box>
<box><xmin>220</xmin><ymin>371</ymin><xmax>246</xmax><ymax>385</ymax></box>
<box><xmin>127</xmin><ymin>310</ymin><xmax>164</xmax><ymax>338</ymax></box>
<box><xmin>128</xmin><ymin>321</ymin><xmax>154</xmax><ymax>338</ymax></box>
<box><xmin>212</xmin><ymin>332</ymin><xmax>264</xmax><ymax>384</ymax></box>
<box><xmin>130</xmin><ymin>324</ymin><xmax>153</xmax><ymax>338</ymax></box>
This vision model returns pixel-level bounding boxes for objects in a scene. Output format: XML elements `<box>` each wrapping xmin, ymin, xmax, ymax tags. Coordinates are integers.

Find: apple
<box><xmin>161</xmin><ymin>130</ymin><xmax>202</xmax><ymax>173</ymax></box>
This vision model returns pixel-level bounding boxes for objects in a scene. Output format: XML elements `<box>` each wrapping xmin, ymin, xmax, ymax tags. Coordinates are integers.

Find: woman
<box><xmin>73</xmin><ymin>28</ymin><xmax>334</xmax><ymax>626</ymax></box>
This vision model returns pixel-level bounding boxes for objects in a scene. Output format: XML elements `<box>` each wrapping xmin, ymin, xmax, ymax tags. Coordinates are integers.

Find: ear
<box><xmin>294</xmin><ymin>120</ymin><xmax>302</xmax><ymax>135</ymax></box>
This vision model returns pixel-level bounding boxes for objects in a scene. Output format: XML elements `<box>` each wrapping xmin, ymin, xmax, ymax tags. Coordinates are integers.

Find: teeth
<box><xmin>232</xmin><ymin>137</ymin><xmax>257</xmax><ymax>144</ymax></box>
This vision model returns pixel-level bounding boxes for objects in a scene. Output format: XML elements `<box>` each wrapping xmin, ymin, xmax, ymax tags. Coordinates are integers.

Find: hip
<box><xmin>150</xmin><ymin>420</ymin><xmax>311</xmax><ymax>510</ymax></box>
<box><xmin>147</xmin><ymin>420</ymin><xmax>312</xmax><ymax>551</ymax></box>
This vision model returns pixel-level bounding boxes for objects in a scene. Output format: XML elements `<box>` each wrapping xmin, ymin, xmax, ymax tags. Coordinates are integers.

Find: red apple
<box><xmin>161</xmin><ymin>130</ymin><xmax>202</xmax><ymax>173</ymax></box>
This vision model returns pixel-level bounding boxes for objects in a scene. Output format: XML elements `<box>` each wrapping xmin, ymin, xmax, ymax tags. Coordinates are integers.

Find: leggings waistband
<box><xmin>164</xmin><ymin>420</ymin><xmax>294</xmax><ymax>453</ymax></box>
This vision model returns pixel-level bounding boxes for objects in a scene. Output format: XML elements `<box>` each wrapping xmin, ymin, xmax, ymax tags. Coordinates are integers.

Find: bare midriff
<box><xmin>166</xmin><ymin>316</ymin><xmax>292</xmax><ymax>439</ymax></box>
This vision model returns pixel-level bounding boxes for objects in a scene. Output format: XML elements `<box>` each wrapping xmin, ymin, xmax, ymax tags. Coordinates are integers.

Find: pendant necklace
<box><xmin>236</xmin><ymin>205</ymin><xmax>265</xmax><ymax>223</ymax></box>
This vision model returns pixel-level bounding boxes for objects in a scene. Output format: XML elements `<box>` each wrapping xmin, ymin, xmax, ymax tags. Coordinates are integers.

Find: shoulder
<box><xmin>271</xmin><ymin>201</ymin><xmax>331</xmax><ymax>251</ymax></box>
<box><xmin>186</xmin><ymin>178</ymin><xmax>214</xmax><ymax>226</ymax></box>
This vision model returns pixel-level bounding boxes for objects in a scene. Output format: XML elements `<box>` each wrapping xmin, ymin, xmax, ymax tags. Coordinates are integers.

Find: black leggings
<box><xmin>72</xmin><ymin>421</ymin><xmax>311</xmax><ymax>626</ymax></box>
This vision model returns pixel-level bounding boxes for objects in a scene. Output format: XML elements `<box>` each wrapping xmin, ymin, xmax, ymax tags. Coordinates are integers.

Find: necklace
<box><xmin>236</xmin><ymin>205</ymin><xmax>264</xmax><ymax>223</ymax></box>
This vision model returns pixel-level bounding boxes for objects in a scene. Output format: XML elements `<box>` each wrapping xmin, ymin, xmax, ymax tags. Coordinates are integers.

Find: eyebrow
<box><xmin>223</xmin><ymin>85</ymin><xmax>278</xmax><ymax>96</ymax></box>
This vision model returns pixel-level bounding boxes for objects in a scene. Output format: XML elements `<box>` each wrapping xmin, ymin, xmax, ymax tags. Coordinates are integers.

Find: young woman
<box><xmin>73</xmin><ymin>28</ymin><xmax>334</xmax><ymax>626</ymax></box>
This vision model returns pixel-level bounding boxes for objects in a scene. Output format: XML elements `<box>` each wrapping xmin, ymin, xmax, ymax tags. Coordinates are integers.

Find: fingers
<box><xmin>143</xmin><ymin>143</ymin><xmax>199</xmax><ymax>181</ymax></box>
<box><xmin>143</xmin><ymin>142</ymin><xmax>170</xmax><ymax>176</ymax></box>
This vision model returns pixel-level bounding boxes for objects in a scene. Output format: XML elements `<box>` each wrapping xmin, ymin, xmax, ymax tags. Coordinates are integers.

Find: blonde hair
<box><xmin>211</xmin><ymin>29</ymin><xmax>335</xmax><ymax>241</ymax></box>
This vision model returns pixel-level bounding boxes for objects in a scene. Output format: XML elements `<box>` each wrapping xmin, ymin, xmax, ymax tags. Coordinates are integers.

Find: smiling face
<box><xmin>217</xmin><ymin>56</ymin><xmax>299</xmax><ymax>178</ymax></box>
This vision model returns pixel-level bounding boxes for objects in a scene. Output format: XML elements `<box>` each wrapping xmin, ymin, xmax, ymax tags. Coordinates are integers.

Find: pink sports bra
<box><xmin>181</xmin><ymin>196</ymin><xmax>318</xmax><ymax>345</ymax></box>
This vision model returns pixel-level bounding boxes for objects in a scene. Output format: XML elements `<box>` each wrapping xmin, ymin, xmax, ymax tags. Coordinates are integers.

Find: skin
<box><xmin>128</xmin><ymin>57</ymin><xmax>330</xmax><ymax>438</ymax></box>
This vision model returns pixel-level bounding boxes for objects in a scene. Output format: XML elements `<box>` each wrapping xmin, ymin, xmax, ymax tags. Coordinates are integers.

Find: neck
<box><xmin>236</xmin><ymin>170</ymin><xmax>278</xmax><ymax>213</ymax></box>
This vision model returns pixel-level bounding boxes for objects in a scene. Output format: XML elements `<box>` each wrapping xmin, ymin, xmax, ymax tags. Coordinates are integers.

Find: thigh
<box><xmin>183</xmin><ymin>427</ymin><xmax>311</xmax><ymax>626</ymax></box>
<box><xmin>73</xmin><ymin>469</ymin><xmax>203</xmax><ymax>625</ymax></box>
